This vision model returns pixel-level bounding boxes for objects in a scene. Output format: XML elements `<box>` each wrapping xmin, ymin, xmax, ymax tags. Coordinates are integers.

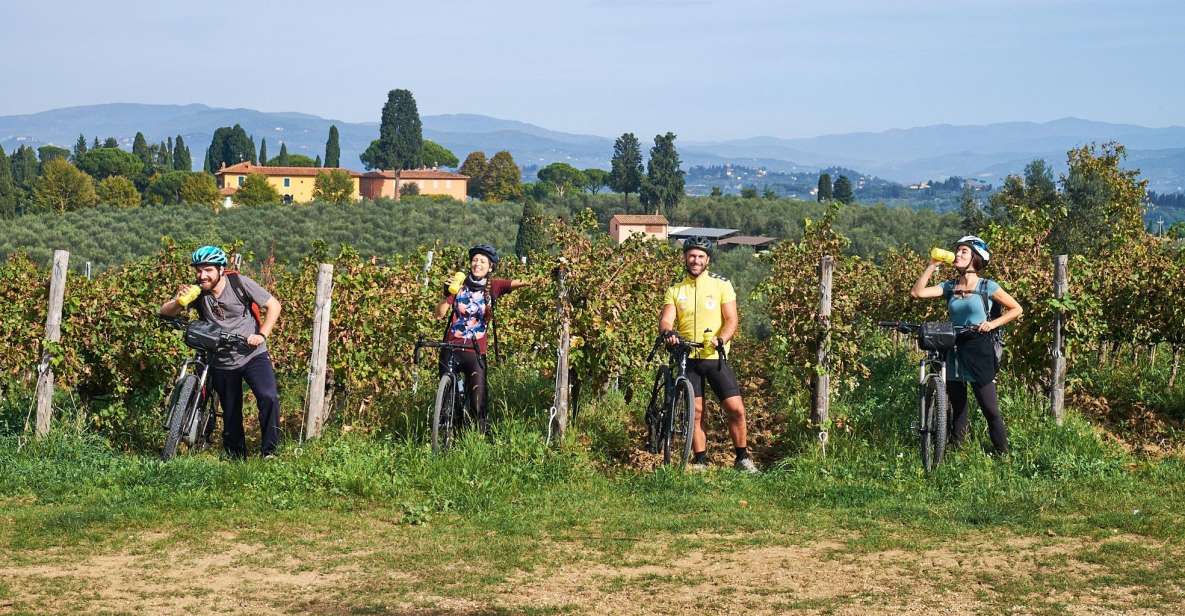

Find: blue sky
<box><xmin>1</xmin><ymin>0</ymin><xmax>1182</xmax><ymax>140</ymax></box>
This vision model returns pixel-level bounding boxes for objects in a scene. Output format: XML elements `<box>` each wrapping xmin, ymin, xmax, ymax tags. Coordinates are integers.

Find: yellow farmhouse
<box><xmin>216</xmin><ymin>162</ymin><xmax>469</xmax><ymax>204</ymax></box>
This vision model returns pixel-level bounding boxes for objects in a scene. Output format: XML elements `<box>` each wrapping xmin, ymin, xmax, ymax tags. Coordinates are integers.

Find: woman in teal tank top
<box><xmin>909</xmin><ymin>236</ymin><xmax>1023</xmax><ymax>454</ymax></box>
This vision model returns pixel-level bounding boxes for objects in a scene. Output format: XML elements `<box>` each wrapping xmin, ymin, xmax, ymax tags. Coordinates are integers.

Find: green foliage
<box><xmin>537</xmin><ymin>162</ymin><xmax>585</xmax><ymax>197</ymax></box>
<box><xmin>421</xmin><ymin>140</ymin><xmax>458</xmax><ymax>168</ymax></box>
<box><xmin>33</xmin><ymin>159</ymin><xmax>98</xmax><ymax>213</ymax></box>
<box><xmin>313</xmin><ymin>170</ymin><xmax>356</xmax><ymax>205</ymax></box>
<box><xmin>95</xmin><ymin>176</ymin><xmax>140</xmax><ymax>208</ymax></box>
<box><xmin>102</xmin><ymin>137</ymin><xmax>118</xmax><ymax>149</ymax></box>
<box><xmin>276</xmin><ymin>142</ymin><xmax>290</xmax><ymax>166</ymax></box>
<box><xmin>399</xmin><ymin>181</ymin><xmax>420</xmax><ymax>197</ymax></box>
<box><xmin>514</xmin><ymin>200</ymin><xmax>547</xmax><ymax>261</ymax></box>
<box><xmin>833</xmin><ymin>175</ymin><xmax>854</xmax><ymax>204</ymax></box>
<box><xmin>259</xmin><ymin>138</ymin><xmax>268</xmax><ymax>167</ymax></box>
<box><xmin>146</xmin><ymin>171</ymin><xmax>194</xmax><ymax>205</ymax></box>
<box><xmin>361</xmin><ymin>89</ymin><xmax>423</xmax><ymax>170</ymax></box>
<box><xmin>324</xmin><ymin>125</ymin><xmax>340</xmax><ymax>168</ymax></box>
<box><xmin>10</xmin><ymin>145</ymin><xmax>40</xmax><ymax>190</ymax></box>
<box><xmin>482</xmin><ymin>151</ymin><xmax>522</xmax><ymax>202</ymax></box>
<box><xmin>582</xmin><ymin>168</ymin><xmax>609</xmax><ymax>194</ymax></box>
<box><xmin>0</xmin><ymin>146</ymin><xmax>16</xmax><ymax>219</ymax></box>
<box><xmin>709</xmin><ymin>186</ymin><xmax>722</xmax><ymax>197</ymax></box>
<box><xmin>203</xmin><ymin>124</ymin><xmax>255</xmax><ymax>173</ymax></box>
<box><xmin>76</xmin><ymin>147</ymin><xmax>143</xmax><ymax>181</ymax></box>
<box><xmin>609</xmin><ymin>132</ymin><xmax>643</xmax><ymax>198</ymax></box>
<box><xmin>762</xmin><ymin>186</ymin><xmax>778</xmax><ymax>199</ymax></box>
<box><xmin>236</xmin><ymin>173</ymin><xmax>281</xmax><ymax>206</ymax></box>
<box><xmin>268</xmin><ymin>153</ymin><xmax>316</xmax><ymax>167</ymax></box>
<box><xmin>132</xmin><ymin>132</ymin><xmax>151</xmax><ymax>166</ymax></box>
<box><xmin>178</xmin><ymin>173</ymin><xmax>219</xmax><ymax>208</ymax></box>
<box><xmin>72</xmin><ymin>134</ymin><xmax>88</xmax><ymax>161</ymax></box>
<box><xmin>817</xmin><ymin>173</ymin><xmax>832</xmax><ymax>202</ymax></box>
<box><xmin>37</xmin><ymin>145</ymin><xmax>71</xmax><ymax>168</ymax></box>
<box><xmin>172</xmin><ymin>135</ymin><xmax>191</xmax><ymax>171</ymax></box>
<box><xmin>459</xmin><ymin>151</ymin><xmax>488</xmax><ymax>198</ymax></box>
<box><xmin>740</xmin><ymin>187</ymin><xmax>758</xmax><ymax>199</ymax></box>
<box><xmin>639</xmin><ymin>132</ymin><xmax>684</xmax><ymax>216</ymax></box>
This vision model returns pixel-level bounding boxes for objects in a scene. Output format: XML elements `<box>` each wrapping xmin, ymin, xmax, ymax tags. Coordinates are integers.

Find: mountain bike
<box><xmin>878</xmin><ymin>320</ymin><xmax>974</xmax><ymax>472</ymax></box>
<box><xmin>158</xmin><ymin>315</ymin><xmax>247</xmax><ymax>461</ymax></box>
<box><xmin>414</xmin><ymin>337</ymin><xmax>481</xmax><ymax>453</ymax></box>
<box><xmin>643</xmin><ymin>331</ymin><xmax>723</xmax><ymax>469</ymax></box>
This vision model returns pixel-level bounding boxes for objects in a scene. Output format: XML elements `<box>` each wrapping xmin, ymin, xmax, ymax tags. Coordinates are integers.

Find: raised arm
<box><xmin>911</xmin><ymin>262</ymin><xmax>946</xmax><ymax>299</ymax></box>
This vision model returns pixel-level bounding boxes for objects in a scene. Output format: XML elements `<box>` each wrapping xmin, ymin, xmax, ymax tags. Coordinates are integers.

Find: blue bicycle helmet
<box><xmin>191</xmin><ymin>245</ymin><xmax>228</xmax><ymax>267</ymax></box>
<box><xmin>468</xmin><ymin>243</ymin><xmax>500</xmax><ymax>266</ymax></box>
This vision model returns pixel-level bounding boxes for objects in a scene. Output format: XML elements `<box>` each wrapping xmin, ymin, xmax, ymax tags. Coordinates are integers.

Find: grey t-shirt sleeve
<box><xmin>237</xmin><ymin>274</ymin><xmax>274</xmax><ymax>306</ymax></box>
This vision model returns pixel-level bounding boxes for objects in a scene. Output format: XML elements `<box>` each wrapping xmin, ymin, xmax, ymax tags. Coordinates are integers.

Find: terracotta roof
<box><xmin>215</xmin><ymin>162</ymin><xmax>362</xmax><ymax>178</ymax></box>
<box><xmin>610</xmin><ymin>214</ymin><xmax>669</xmax><ymax>225</ymax></box>
<box><xmin>361</xmin><ymin>170</ymin><xmax>398</xmax><ymax>179</ymax></box>
<box><xmin>219</xmin><ymin>186</ymin><xmax>237</xmax><ymax>196</ymax></box>
<box><xmin>398</xmin><ymin>169</ymin><xmax>469</xmax><ymax>180</ymax></box>
<box><xmin>718</xmin><ymin>235</ymin><xmax>778</xmax><ymax>247</ymax></box>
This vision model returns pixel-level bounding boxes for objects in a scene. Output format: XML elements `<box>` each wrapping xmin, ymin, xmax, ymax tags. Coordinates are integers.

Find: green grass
<box><xmin>2</xmin><ymin>345</ymin><xmax>1184</xmax><ymax>613</ymax></box>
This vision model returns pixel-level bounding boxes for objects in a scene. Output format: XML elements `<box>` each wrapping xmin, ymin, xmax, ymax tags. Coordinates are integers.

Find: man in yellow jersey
<box><xmin>659</xmin><ymin>236</ymin><xmax>757</xmax><ymax>473</ymax></box>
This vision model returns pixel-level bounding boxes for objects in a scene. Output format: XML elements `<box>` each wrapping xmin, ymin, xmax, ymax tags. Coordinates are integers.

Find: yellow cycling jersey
<box><xmin>663</xmin><ymin>271</ymin><xmax>736</xmax><ymax>360</ymax></box>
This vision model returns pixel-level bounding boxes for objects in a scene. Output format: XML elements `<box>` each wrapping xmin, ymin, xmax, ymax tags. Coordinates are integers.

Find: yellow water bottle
<box><xmin>930</xmin><ymin>247</ymin><xmax>955</xmax><ymax>265</ymax></box>
<box><xmin>178</xmin><ymin>285</ymin><xmax>201</xmax><ymax>307</ymax></box>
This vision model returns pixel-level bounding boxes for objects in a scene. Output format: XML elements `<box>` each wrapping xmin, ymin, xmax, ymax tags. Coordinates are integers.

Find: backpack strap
<box><xmin>224</xmin><ymin>272</ymin><xmax>262</xmax><ymax>334</ymax></box>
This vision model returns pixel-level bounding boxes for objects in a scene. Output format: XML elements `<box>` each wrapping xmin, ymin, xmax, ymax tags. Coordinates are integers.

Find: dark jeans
<box><xmin>212</xmin><ymin>352</ymin><xmax>281</xmax><ymax>458</ymax></box>
<box><xmin>948</xmin><ymin>380</ymin><xmax>1008</xmax><ymax>453</ymax></box>
<box><xmin>440</xmin><ymin>350</ymin><xmax>488</xmax><ymax>432</ymax></box>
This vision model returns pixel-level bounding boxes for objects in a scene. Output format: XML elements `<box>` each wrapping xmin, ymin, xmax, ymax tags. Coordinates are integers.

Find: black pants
<box><xmin>212</xmin><ymin>353</ymin><xmax>281</xmax><ymax>459</ymax></box>
<box><xmin>440</xmin><ymin>350</ymin><xmax>488</xmax><ymax>431</ymax></box>
<box><xmin>947</xmin><ymin>380</ymin><xmax>1008</xmax><ymax>453</ymax></box>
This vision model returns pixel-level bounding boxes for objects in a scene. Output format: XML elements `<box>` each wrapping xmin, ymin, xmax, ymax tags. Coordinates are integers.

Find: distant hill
<box><xmin>2</xmin><ymin>104</ymin><xmax>1183</xmax><ymax>193</ymax></box>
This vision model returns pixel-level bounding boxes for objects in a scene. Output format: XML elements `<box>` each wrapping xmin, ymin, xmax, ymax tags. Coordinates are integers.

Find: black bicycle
<box><xmin>643</xmin><ymin>331</ymin><xmax>722</xmax><ymax>469</ymax></box>
<box><xmin>878</xmin><ymin>320</ymin><xmax>974</xmax><ymax>472</ymax></box>
<box><xmin>158</xmin><ymin>315</ymin><xmax>247</xmax><ymax>461</ymax></box>
<box><xmin>414</xmin><ymin>337</ymin><xmax>481</xmax><ymax>453</ymax></box>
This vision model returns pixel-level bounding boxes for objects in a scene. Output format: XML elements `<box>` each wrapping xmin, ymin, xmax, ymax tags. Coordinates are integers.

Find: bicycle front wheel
<box><xmin>162</xmin><ymin>374</ymin><xmax>200</xmax><ymax>461</ymax></box>
<box><xmin>644</xmin><ymin>366</ymin><xmax>670</xmax><ymax>454</ymax></box>
<box><xmin>432</xmin><ymin>373</ymin><xmax>457</xmax><ymax>454</ymax></box>
<box><xmin>920</xmin><ymin>375</ymin><xmax>947</xmax><ymax>472</ymax></box>
<box><xmin>663</xmin><ymin>377</ymin><xmax>696</xmax><ymax>469</ymax></box>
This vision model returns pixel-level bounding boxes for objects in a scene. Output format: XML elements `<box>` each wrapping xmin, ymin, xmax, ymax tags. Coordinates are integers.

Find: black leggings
<box><xmin>440</xmin><ymin>350</ymin><xmax>488</xmax><ymax>430</ymax></box>
<box><xmin>947</xmin><ymin>380</ymin><xmax>1008</xmax><ymax>453</ymax></box>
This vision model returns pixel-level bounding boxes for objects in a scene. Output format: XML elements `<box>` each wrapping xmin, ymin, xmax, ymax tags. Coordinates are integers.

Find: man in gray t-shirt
<box><xmin>159</xmin><ymin>246</ymin><xmax>284</xmax><ymax>459</ymax></box>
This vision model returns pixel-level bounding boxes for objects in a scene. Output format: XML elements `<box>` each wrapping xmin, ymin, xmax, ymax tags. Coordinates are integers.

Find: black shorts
<box><xmin>685</xmin><ymin>358</ymin><xmax>741</xmax><ymax>400</ymax></box>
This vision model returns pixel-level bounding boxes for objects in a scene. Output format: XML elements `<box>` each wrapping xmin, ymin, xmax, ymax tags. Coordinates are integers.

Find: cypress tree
<box><xmin>459</xmin><ymin>151</ymin><xmax>488</xmax><ymax>199</ymax></box>
<box><xmin>370</xmin><ymin>89</ymin><xmax>423</xmax><ymax>170</ymax></box>
<box><xmin>0</xmin><ymin>145</ymin><xmax>16</xmax><ymax>218</ymax></box>
<box><xmin>833</xmin><ymin>175</ymin><xmax>854</xmax><ymax>204</ymax></box>
<box><xmin>11</xmin><ymin>145</ymin><xmax>40</xmax><ymax>191</ymax></box>
<box><xmin>73</xmin><ymin>134</ymin><xmax>88</xmax><ymax>161</ymax></box>
<box><xmin>248</xmin><ymin>135</ymin><xmax>257</xmax><ymax>164</ymax></box>
<box><xmin>314</xmin><ymin>155</ymin><xmax>322</xmax><ymax>167</ymax></box>
<box><xmin>325</xmin><ymin>125</ymin><xmax>340</xmax><ymax>167</ymax></box>
<box><xmin>515</xmin><ymin>199</ymin><xmax>548</xmax><ymax>261</ymax></box>
<box><xmin>277</xmin><ymin>143</ymin><xmax>290</xmax><ymax>166</ymax></box>
<box><xmin>259</xmin><ymin>139</ymin><xmax>268</xmax><ymax>167</ymax></box>
<box><xmin>92</xmin><ymin>137</ymin><xmax>101</xmax><ymax>150</ymax></box>
<box><xmin>132</xmin><ymin>132</ymin><xmax>149</xmax><ymax>165</ymax></box>
<box><xmin>609</xmin><ymin>132</ymin><xmax>644</xmax><ymax>201</ymax></box>
<box><xmin>639</xmin><ymin>132</ymin><xmax>684</xmax><ymax>216</ymax></box>
<box><xmin>173</xmin><ymin>135</ymin><xmax>191</xmax><ymax>171</ymax></box>
<box><xmin>103</xmin><ymin>137</ymin><xmax>118</xmax><ymax>148</ymax></box>
<box><xmin>817</xmin><ymin>173</ymin><xmax>832</xmax><ymax>202</ymax></box>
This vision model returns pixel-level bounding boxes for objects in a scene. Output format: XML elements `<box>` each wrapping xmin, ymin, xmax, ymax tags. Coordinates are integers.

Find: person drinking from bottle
<box><xmin>910</xmin><ymin>235</ymin><xmax>1022</xmax><ymax>454</ymax></box>
<box><xmin>159</xmin><ymin>245</ymin><xmax>283</xmax><ymax>459</ymax></box>
<box><xmin>658</xmin><ymin>236</ymin><xmax>757</xmax><ymax>473</ymax></box>
<box><xmin>434</xmin><ymin>244</ymin><xmax>533</xmax><ymax>434</ymax></box>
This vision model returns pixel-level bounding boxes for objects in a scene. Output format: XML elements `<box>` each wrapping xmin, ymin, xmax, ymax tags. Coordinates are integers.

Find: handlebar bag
<box><xmin>917</xmin><ymin>322</ymin><xmax>957</xmax><ymax>352</ymax></box>
<box><xmin>184</xmin><ymin>320</ymin><xmax>223</xmax><ymax>353</ymax></box>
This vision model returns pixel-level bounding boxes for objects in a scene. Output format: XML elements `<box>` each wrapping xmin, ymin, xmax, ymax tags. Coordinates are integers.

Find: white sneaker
<box><xmin>734</xmin><ymin>457</ymin><xmax>759</xmax><ymax>474</ymax></box>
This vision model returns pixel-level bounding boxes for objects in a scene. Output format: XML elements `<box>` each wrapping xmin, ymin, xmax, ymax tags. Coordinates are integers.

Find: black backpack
<box><xmin>974</xmin><ymin>278</ymin><xmax>1005</xmax><ymax>364</ymax></box>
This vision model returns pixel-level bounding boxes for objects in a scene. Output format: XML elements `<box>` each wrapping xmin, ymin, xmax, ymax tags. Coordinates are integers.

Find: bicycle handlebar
<box><xmin>647</xmin><ymin>332</ymin><xmax>726</xmax><ymax>363</ymax></box>
<box><xmin>877</xmin><ymin>320</ymin><xmax>977</xmax><ymax>334</ymax></box>
<box><xmin>414</xmin><ymin>336</ymin><xmax>481</xmax><ymax>366</ymax></box>
<box><xmin>157</xmin><ymin>314</ymin><xmax>249</xmax><ymax>349</ymax></box>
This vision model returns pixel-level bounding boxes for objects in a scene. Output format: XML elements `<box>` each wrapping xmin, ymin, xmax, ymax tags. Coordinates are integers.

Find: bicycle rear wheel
<box><xmin>432</xmin><ymin>373</ymin><xmax>457</xmax><ymax>454</ymax></box>
<box><xmin>663</xmin><ymin>377</ymin><xmax>696</xmax><ymax>469</ymax></box>
<box><xmin>644</xmin><ymin>366</ymin><xmax>670</xmax><ymax>454</ymax></box>
<box><xmin>920</xmin><ymin>375</ymin><xmax>947</xmax><ymax>472</ymax></box>
<box><xmin>162</xmin><ymin>375</ymin><xmax>200</xmax><ymax>461</ymax></box>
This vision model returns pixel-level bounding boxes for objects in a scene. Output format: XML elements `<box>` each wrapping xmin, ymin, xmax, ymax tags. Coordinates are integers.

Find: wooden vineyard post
<box><xmin>35</xmin><ymin>250</ymin><xmax>70</xmax><ymax>438</ymax></box>
<box><xmin>1050</xmin><ymin>255</ymin><xmax>1068</xmax><ymax>425</ymax></box>
<box><xmin>303</xmin><ymin>264</ymin><xmax>334</xmax><ymax>440</ymax></box>
<box><xmin>550</xmin><ymin>266</ymin><xmax>571</xmax><ymax>443</ymax></box>
<box><xmin>812</xmin><ymin>256</ymin><xmax>834</xmax><ymax>429</ymax></box>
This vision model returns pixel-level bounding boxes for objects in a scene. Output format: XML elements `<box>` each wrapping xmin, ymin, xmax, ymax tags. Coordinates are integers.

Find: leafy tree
<box><xmin>259</xmin><ymin>139</ymin><xmax>268</xmax><ymax>167</ymax></box>
<box><xmin>38</xmin><ymin>145</ymin><xmax>71</xmax><ymax>168</ymax></box>
<box><xmin>421</xmin><ymin>140</ymin><xmax>459</xmax><ymax>168</ymax></box>
<box><xmin>709</xmin><ymin>186</ymin><xmax>722</xmax><ymax>197</ymax></box>
<box><xmin>459</xmin><ymin>151</ymin><xmax>488</xmax><ymax>198</ymax></box>
<box><xmin>92</xmin><ymin>137</ymin><xmax>101</xmax><ymax>150</ymax></box>
<box><xmin>103</xmin><ymin>137</ymin><xmax>119</xmax><ymax>148</ymax></box>
<box><xmin>173</xmin><ymin>135</ymin><xmax>191</xmax><ymax>171</ymax></box>
<box><xmin>609</xmin><ymin>132</ymin><xmax>643</xmax><ymax>200</ymax></box>
<box><xmin>33</xmin><ymin>159</ymin><xmax>98</xmax><ymax>213</ymax></box>
<box><xmin>76</xmin><ymin>147</ymin><xmax>144</xmax><ymax>180</ymax></box>
<box><xmin>763</xmin><ymin>186</ymin><xmax>778</xmax><ymax>199</ymax></box>
<box><xmin>96</xmin><ymin>176</ymin><xmax>141</xmax><ymax>208</ymax></box>
<box><xmin>360</xmin><ymin>89</ymin><xmax>423</xmax><ymax>170</ymax></box>
<box><xmin>639</xmin><ymin>132</ymin><xmax>684</xmax><ymax>216</ymax></box>
<box><xmin>538</xmin><ymin>162</ymin><xmax>586</xmax><ymax>197</ymax></box>
<box><xmin>482</xmin><ymin>151</ymin><xmax>521</xmax><ymax>202</ymax></box>
<box><xmin>179</xmin><ymin>173</ymin><xmax>220</xmax><ymax>208</ymax></box>
<box><xmin>11</xmin><ymin>145</ymin><xmax>41</xmax><ymax>191</ymax></box>
<box><xmin>522</xmin><ymin>182</ymin><xmax>554</xmax><ymax>201</ymax></box>
<box><xmin>324</xmin><ymin>125</ymin><xmax>340</xmax><ymax>168</ymax></box>
<box><xmin>155</xmin><ymin>139</ymin><xmax>171</xmax><ymax>167</ymax></box>
<box><xmin>817</xmin><ymin>173</ymin><xmax>832</xmax><ymax>202</ymax></box>
<box><xmin>145</xmin><ymin>171</ymin><xmax>192</xmax><ymax>205</ymax></box>
<box><xmin>267</xmin><ymin>153</ymin><xmax>316</xmax><ymax>167</ymax></box>
<box><xmin>740</xmin><ymin>187</ymin><xmax>758</xmax><ymax>199</ymax></box>
<box><xmin>832</xmin><ymin>175</ymin><xmax>854</xmax><ymax>204</ymax></box>
<box><xmin>0</xmin><ymin>146</ymin><xmax>17</xmax><ymax>218</ymax></box>
<box><xmin>1057</xmin><ymin>142</ymin><xmax>1146</xmax><ymax>253</ymax></box>
<box><xmin>203</xmin><ymin>125</ymin><xmax>255</xmax><ymax>172</ymax></box>
<box><xmin>582</xmin><ymin>168</ymin><xmax>609</xmax><ymax>194</ymax></box>
<box><xmin>313</xmin><ymin>169</ymin><xmax>356</xmax><ymax>205</ymax></box>
<box><xmin>314</xmin><ymin>155</ymin><xmax>322</xmax><ymax>167</ymax></box>
<box><xmin>236</xmin><ymin>173</ymin><xmax>280</xmax><ymax>206</ymax></box>
<box><xmin>132</xmin><ymin>132</ymin><xmax>151</xmax><ymax>166</ymax></box>
<box><xmin>399</xmin><ymin>181</ymin><xmax>420</xmax><ymax>197</ymax></box>
<box><xmin>72</xmin><ymin>135</ymin><xmax>88</xmax><ymax>161</ymax></box>
<box><xmin>276</xmin><ymin>142</ymin><xmax>290</xmax><ymax>166</ymax></box>
<box><xmin>515</xmin><ymin>199</ymin><xmax>547</xmax><ymax>261</ymax></box>
<box><xmin>958</xmin><ymin>185</ymin><xmax>986</xmax><ymax>233</ymax></box>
